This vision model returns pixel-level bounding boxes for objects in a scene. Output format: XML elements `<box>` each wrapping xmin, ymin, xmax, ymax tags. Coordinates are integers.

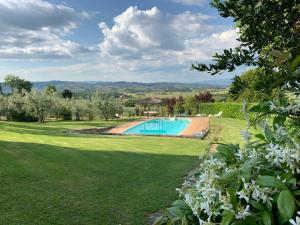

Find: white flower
<box><xmin>236</xmin><ymin>205</ymin><xmax>251</xmax><ymax>219</ymax></box>
<box><xmin>237</xmin><ymin>189</ymin><xmax>250</xmax><ymax>202</ymax></box>
<box><xmin>290</xmin><ymin>211</ymin><xmax>300</xmax><ymax>225</ymax></box>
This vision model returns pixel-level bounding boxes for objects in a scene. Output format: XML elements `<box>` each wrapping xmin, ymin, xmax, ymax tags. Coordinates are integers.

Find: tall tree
<box><xmin>62</xmin><ymin>89</ymin><xmax>73</xmax><ymax>99</ymax></box>
<box><xmin>192</xmin><ymin>0</ymin><xmax>300</xmax><ymax>87</ymax></box>
<box><xmin>4</xmin><ymin>75</ymin><xmax>32</xmax><ymax>93</ymax></box>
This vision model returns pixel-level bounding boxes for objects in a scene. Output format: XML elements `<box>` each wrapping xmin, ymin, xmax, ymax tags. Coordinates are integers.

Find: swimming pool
<box><xmin>123</xmin><ymin>118</ymin><xmax>191</xmax><ymax>136</ymax></box>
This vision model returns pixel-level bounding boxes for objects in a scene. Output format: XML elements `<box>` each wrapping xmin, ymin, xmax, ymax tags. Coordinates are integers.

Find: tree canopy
<box><xmin>229</xmin><ymin>68</ymin><xmax>282</xmax><ymax>102</ymax></box>
<box><xmin>192</xmin><ymin>0</ymin><xmax>300</xmax><ymax>82</ymax></box>
<box><xmin>4</xmin><ymin>75</ymin><xmax>32</xmax><ymax>93</ymax></box>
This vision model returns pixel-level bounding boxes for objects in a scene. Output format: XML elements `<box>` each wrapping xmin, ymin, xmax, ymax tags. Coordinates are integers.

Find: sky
<box><xmin>0</xmin><ymin>0</ymin><xmax>244</xmax><ymax>83</ymax></box>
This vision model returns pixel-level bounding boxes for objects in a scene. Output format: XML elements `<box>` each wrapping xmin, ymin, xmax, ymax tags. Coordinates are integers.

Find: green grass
<box><xmin>0</xmin><ymin>118</ymin><xmax>246</xmax><ymax>225</ymax></box>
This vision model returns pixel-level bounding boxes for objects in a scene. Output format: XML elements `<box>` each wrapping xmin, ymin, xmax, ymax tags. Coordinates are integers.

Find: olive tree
<box><xmin>25</xmin><ymin>90</ymin><xmax>54</xmax><ymax>122</ymax></box>
<box><xmin>70</xmin><ymin>99</ymin><xmax>92</xmax><ymax>121</ymax></box>
<box><xmin>4</xmin><ymin>75</ymin><xmax>33</xmax><ymax>93</ymax></box>
<box><xmin>6</xmin><ymin>92</ymin><xmax>37</xmax><ymax>122</ymax></box>
<box><xmin>0</xmin><ymin>95</ymin><xmax>8</xmax><ymax>120</ymax></box>
<box><xmin>92</xmin><ymin>90</ymin><xmax>122</xmax><ymax>120</ymax></box>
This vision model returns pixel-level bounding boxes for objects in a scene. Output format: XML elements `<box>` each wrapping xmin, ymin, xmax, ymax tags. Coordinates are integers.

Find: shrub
<box><xmin>199</xmin><ymin>102</ymin><xmax>244</xmax><ymax>119</ymax></box>
<box><xmin>154</xmin><ymin>101</ymin><xmax>300</xmax><ymax>225</ymax></box>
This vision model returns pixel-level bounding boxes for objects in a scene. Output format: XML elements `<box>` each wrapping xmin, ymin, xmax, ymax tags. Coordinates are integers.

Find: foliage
<box><xmin>156</xmin><ymin>98</ymin><xmax>300</xmax><ymax>225</ymax></box>
<box><xmin>166</xmin><ymin>97</ymin><xmax>177</xmax><ymax>115</ymax></box>
<box><xmin>124</xmin><ymin>98</ymin><xmax>137</xmax><ymax>107</ymax></box>
<box><xmin>62</xmin><ymin>89</ymin><xmax>73</xmax><ymax>99</ymax></box>
<box><xmin>192</xmin><ymin>0</ymin><xmax>300</xmax><ymax>76</ymax></box>
<box><xmin>6</xmin><ymin>92</ymin><xmax>38</xmax><ymax>122</ymax></box>
<box><xmin>0</xmin><ymin>83</ymin><xmax>3</xmax><ymax>95</ymax></box>
<box><xmin>70</xmin><ymin>98</ymin><xmax>93</xmax><ymax>121</ymax></box>
<box><xmin>174</xmin><ymin>96</ymin><xmax>185</xmax><ymax>114</ymax></box>
<box><xmin>199</xmin><ymin>102</ymin><xmax>244</xmax><ymax>119</ymax></box>
<box><xmin>92</xmin><ymin>90</ymin><xmax>123</xmax><ymax>121</ymax></box>
<box><xmin>123</xmin><ymin>107</ymin><xmax>136</xmax><ymax>117</ymax></box>
<box><xmin>229</xmin><ymin>69</ymin><xmax>282</xmax><ymax>102</ymax></box>
<box><xmin>195</xmin><ymin>92</ymin><xmax>215</xmax><ymax>103</ymax></box>
<box><xmin>184</xmin><ymin>96</ymin><xmax>200</xmax><ymax>115</ymax></box>
<box><xmin>155</xmin><ymin>51</ymin><xmax>300</xmax><ymax>224</ymax></box>
<box><xmin>4</xmin><ymin>75</ymin><xmax>32</xmax><ymax>93</ymax></box>
<box><xmin>45</xmin><ymin>85</ymin><xmax>57</xmax><ymax>95</ymax></box>
<box><xmin>25</xmin><ymin>90</ymin><xmax>54</xmax><ymax>123</ymax></box>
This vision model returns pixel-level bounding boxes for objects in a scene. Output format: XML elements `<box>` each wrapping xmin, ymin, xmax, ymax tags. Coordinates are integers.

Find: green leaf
<box><xmin>293</xmin><ymin>190</ymin><xmax>300</xmax><ymax>196</ymax></box>
<box><xmin>167</xmin><ymin>207</ymin><xmax>184</xmax><ymax>218</ymax></box>
<box><xmin>152</xmin><ymin>215</ymin><xmax>167</xmax><ymax>225</ymax></box>
<box><xmin>255</xmin><ymin>133</ymin><xmax>266</xmax><ymax>141</ymax></box>
<box><xmin>220</xmin><ymin>170</ymin><xmax>239</xmax><ymax>185</ymax></box>
<box><xmin>181</xmin><ymin>216</ymin><xmax>188</xmax><ymax>225</ymax></box>
<box><xmin>264</xmin><ymin>126</ymin><xmax>273</xmax><ymax>143</ymax></box>
<box><xmin>249</xmin><ymin>102</ymin><xmax>270</xmax><ymax>113</ymax></box>
<box><xmin>221</xmin><ymin>210</ymin><xmax>234</xmax><ymax>225</ymax></box>
<box><xmin>228</xmin><ymin>189</ymin><xmax>238</xmax><ymax>211</ymax></box>
<box><xmin>286</xmin><ymin>178</ymin><xmax>297</xmax><ymax>186</ymax></box>
<box><xmin>273</xmin><ymin>115</ymin><xmax>286</xmax><ymax>129</ymax></box>
<box><xmin>277</xmin><ymin>190</ymin><xmax>296</xmax><ymax>222</ymax></box>
<box><xmin>257</xmin><ymin>176</ymin><xmax>287</xmax><ymax>190</ymax></box>
<box><xmin>261</xmin><ymin>210</ymin><xmax>272</xmax><ymax>225</ymax></box>
<box><xmin>291</xmin><ymin>55</ymin><xmax>300</xmax><ymax>71</ymax></box>
<box><xmin>172</xmin><ymin>200</ymin><xmax>189</xmax><ymax>211</ymax></box>
<box><xmin>249</xmin><ymin>200</ymin><xmax>264</xmax><ymax>210</ymax></box>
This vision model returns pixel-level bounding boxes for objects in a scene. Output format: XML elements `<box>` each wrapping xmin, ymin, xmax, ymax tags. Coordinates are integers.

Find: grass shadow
<box><xmin>0</xmin><ymin>140</ymin><xmax>199</xmax><ymax>225</ymax></box>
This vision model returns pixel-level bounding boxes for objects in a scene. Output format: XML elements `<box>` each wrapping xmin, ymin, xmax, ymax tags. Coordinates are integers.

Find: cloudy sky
<box><xmin>0</xmin><ymin>0</ymin><xmax>243</xmax><ymax>83</ymax></box>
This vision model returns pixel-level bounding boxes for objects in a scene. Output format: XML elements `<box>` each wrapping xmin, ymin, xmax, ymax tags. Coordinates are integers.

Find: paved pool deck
<box><xmin>106</xmin><ymin>117</ymin><xmax>210</xmax><ymax>138</ymax></box>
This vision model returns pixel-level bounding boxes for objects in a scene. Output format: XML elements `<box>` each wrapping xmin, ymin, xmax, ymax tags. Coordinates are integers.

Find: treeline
<box><xmin>165</xmin><ymin>92</ymin><xmax>214</xmax><ymax>115</ymax></box>
<box><xmin>0</xmin><ymin>90</ymin><xmax>123</xmax><ymax>122</ymax></box>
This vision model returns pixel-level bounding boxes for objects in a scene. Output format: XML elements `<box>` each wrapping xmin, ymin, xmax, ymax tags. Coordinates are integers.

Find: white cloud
<box><xmin>172</xmin><ymin>0</ymin><xmax>207</xmax><ymax>6</ymax></box>
<box><xmin>0</xmin><ymin>0</ymin><xmax>96</xmax><ymax>59</ymax></box>
<box><xmin>98</xmin><ymin>6</ymin><xmax>239</xmax><ymax>71</ymax></box>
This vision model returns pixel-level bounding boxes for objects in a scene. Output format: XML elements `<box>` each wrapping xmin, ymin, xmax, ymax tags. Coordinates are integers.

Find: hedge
<box><xmin>199</xmin><ymin>102</ymin><xmax>244</xmax><ymax>119</ymax></box>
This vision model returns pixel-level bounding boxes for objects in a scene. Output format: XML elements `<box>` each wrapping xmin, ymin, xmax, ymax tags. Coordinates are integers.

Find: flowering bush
<box><xmin>154</xmin><ymin>98</ymin><xmax>300</xmax><ymax>225</ymax></box>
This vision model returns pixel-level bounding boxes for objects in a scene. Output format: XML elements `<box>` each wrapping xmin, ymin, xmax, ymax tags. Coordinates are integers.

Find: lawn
<box><xmin>0</xmin><ymin>118</ymin><xmax>246</xmax><ymax>225</ymax></box>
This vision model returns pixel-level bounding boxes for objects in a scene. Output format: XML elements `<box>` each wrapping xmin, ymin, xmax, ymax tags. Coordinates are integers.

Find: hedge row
<box><xmin>199</xmin><ymin>102</ymin><xmax>244</xmax><ymax>119</ymax></box>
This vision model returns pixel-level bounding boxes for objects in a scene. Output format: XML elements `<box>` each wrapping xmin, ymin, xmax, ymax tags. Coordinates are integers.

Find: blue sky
<box><xmin>0</xmin><ymin>0</ymin><xmax>243</xmax><ymax>83</ymax></box>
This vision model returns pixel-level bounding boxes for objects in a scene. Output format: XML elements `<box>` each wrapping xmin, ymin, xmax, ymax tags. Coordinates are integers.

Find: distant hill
<box><xmin>31</xmin><ymin>80</ymin><xmax>231</xmax><ymax>93</ymax></box>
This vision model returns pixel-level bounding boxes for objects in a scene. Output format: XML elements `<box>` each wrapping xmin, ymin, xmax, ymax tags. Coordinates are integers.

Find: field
<box><xmin>0</xmin><ymin>118</ymin><xmax>245</xmax><ymax>225</ymax></box>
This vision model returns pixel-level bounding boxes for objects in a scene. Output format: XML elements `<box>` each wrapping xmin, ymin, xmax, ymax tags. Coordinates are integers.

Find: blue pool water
<box><xmin>124</xmin><ymin>118</ymin><xmax>191</xmax><ymax>136</ymax></box>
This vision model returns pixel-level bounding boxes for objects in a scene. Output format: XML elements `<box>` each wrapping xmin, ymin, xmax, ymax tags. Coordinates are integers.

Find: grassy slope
<box><xmin>0</xmin><ymin>118</ymin><xmax>245</xmax><ymax>225</ymax></box>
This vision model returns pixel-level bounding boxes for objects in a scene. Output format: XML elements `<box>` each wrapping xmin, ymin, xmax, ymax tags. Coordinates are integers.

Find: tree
<box><xmin>229</xmin><ymin>68</ymin><xmax>282</xmax><ymax>102</ymax></box>
<box><xmin>4</xmin><ymin>75</ymin><xmax>32</xmax><ymax>93</ymax></box>
<box><xmin>6</xmin><ymin>92</ymin><xmax>38</xmax><ymax>122</ymax></box>
<box><xmin>228</xmin><ymin>76</ymin><xmax>247</xmax><ymax>100</ymax></box>
<box><xmin>45</xmin><ymin>85</ymin><xmax>57</xmax><ymax>95</ymax></box>
<box><xmin>92</xmin><ymin>90</ymin><xmax>122</xmax><ymax>121</ymax></box>
<box><xmin>0</xmin><ymin>95</ymin><xmax>8</xmax><ymax>120</ymax></box>
<box><xmin>192</xmin><ymin>0</ymin><xmax>300</xmax><ymax>87</ymax></box>
<box><xmin>0</xmin><ymin>84</ymin><xmax>3</xmax><ymax>95</ymax></box>
<box><xmin>25</xmin><ymin>90</ymin><xmax>54</xmax><ymax>122</ymax></box>
<box><xmin>173</xmin><ymin>96</ymin><xmax>185</xmax><ymax>114</ymax></box>
<box><xmin>184</xmin><ymin>96</ymin><xmax>199</xmax><ymax>115</ymax></box>
<box><xmin>70</xmin><ymin>99</ymin><xmax>92</xmax><ymax>121</ymax></box>
<box><xmin>62</xmin><ymin>89</ymin><xmax>73</xmax><ymax>99</ymax></box>
<box><xmin>195</xmin><ymin>91</ymin><xmax>214</xmax><ymax>103</ymax></box>
<box><xmin>166</xmin><ymin>97</ymin><xmax>177</xmax><ymax>115</ymax></box>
